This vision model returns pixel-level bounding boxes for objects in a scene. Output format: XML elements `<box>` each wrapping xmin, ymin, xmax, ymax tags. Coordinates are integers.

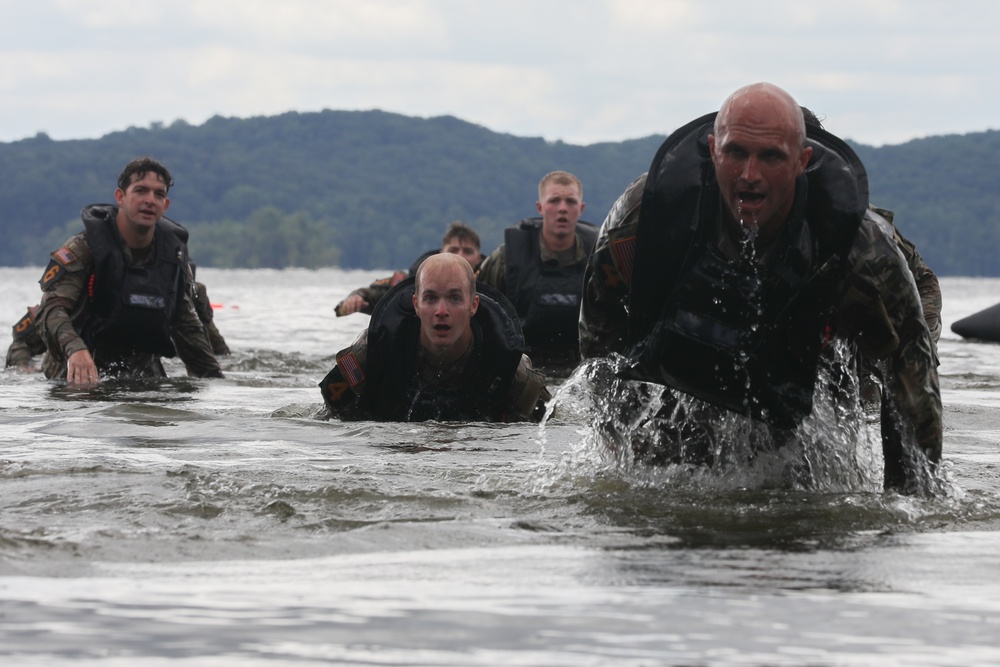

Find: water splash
<box><xmin>541</xmin><ymin>342</ymin><xmax>951</xmax><ymax>497</ymax></box>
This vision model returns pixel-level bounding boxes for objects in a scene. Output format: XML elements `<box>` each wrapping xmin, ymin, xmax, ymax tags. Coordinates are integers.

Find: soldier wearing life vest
<box><xmin>580</xmin><ymin>83</ymin><xmax>941</xmax><ymax>492</ymax></box>
<box><xmin>321</xmin><ymin>253</ymin><xmax>549</xmax><ymax>422</ymax></box>
<box><xmin>476</xmin><ymin>171</ymin><xmax>598</xmax><ymax>373</ymax></box>
<box><xmin>35</xmin><ymin>157</ymin><xmax>223</xmax><ymax>385</ymax></box>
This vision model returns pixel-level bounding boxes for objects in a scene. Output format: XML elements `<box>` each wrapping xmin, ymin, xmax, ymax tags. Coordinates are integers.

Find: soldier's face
<box><xmin>115</xmin><ymin>172</ymin><xmax>170</xmax><ymax>232</ymax></box>
<box><xmin>537</xmin><ymin>182</ymin><xmax>584</xmax><ymax>245</ymax></box>
<box><xmin>413</xmin><ymin>262</ymin><xmax>479</xmax><ymax>354</ymax></box>
<box><xmin>442</xmin><ymin>238</ymin><xmax>482</xmax><ymax>268</ymax></box>
<box><xmin>709</xmin><ymin>101</ymin><xmax>811</xmax><ymax>238</ymax></box>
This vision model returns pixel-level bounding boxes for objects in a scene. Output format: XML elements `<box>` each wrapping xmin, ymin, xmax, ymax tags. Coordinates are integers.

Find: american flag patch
<box><xmin>338</xmin><ymin>352</ymin><xmax>365</xmax><ymax>387</ymax></box>
<box><xmin>54</xmin><ymin>246</ymin><xmax>77</xmax><ymax>265</ymax></box>
<box><xmin>611</xmin><ymin>235</ymin><xmax>637</xmax><ymax>284</ymax></box>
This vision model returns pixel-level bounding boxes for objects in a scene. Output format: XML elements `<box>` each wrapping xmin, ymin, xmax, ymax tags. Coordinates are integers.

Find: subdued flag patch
<box><xmin>54</xmin><ymin>246</ymin><xmax>77</xmax><ymax>265</ymax></box>
<box><xmin>338</xmin><ymin>352</ymin><xmax>365</xmax><ymax>387</ymax></box>
<box><xmin>611</xmin><ymin>235</ymin><xmax>636</xmax><ymax>284</ymax></box>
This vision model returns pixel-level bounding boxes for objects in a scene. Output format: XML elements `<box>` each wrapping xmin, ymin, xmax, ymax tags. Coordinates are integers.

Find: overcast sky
<box><xmin>1</xmin><ymin>0</ymin><xmax>996</xmax><ymax>147</ymax></box>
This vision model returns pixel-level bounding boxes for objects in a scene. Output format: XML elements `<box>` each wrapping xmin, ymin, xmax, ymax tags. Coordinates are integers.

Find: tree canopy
<box><xmin>1</xmin><ymin>110</ymin><xmax>996</xmax><ymax>275</ymax></box>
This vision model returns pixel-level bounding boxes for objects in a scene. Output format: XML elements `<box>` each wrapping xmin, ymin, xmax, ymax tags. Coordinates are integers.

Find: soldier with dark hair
<box><xmin>35</xmin><ymin>157</ymin><xmax>223</xmax><ymax>385</ymax></box>
<box><xmin>580</xmin><ymin>83</ymin><xmax>941</xmax><ymax>492</ymax></box>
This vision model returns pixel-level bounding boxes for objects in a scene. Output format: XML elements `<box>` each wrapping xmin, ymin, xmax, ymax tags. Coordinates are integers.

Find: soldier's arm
<box><xmin>319</xmin><ymin>331</ymin><xmax>368</xmax><ymax>419</ymax></box>
<box><xmin>842</xmin><ymin>216</ymin><xmax>942</xmax><ymax>476</ymax></box>
<box><xmin>6</xmin><ymin>309</ymin><xmax>46</xmax><ymax>370</ymax></box>
<box><xmin>505</xmin><ymin>354</ymin><xmax>551</xmax><ymax>422</ymax></box>
<box><xmin>871</xmin><ymin>206</ymin><xmax>942</xmax><ymax>346</ymax></box>
<box><xmin>335</xmin><ymin>271</ymin><xmax>406</xmax><ymax>316</ymax></box>
<box><xmin>36</xmin><ymin>236</ymin><xmax>92</xmax><ymax>377</ymax></box>
<box><xmin>474</xmin><ymin>247</ymin><xmax>506</xmax><ymax>293</ymax></box>
<box><xmin>193</xmin><ymin>282</ymin><xmax>231</xmax><ymax>355</ymax></box>
<box><xmin>173</xmin><ymin>267</ymin><xmax>224</xmax><ymax>378</ymax></box>
<box><xmin>6</xmin><ymin>339</ymin><xmax>36</xmax><ymax>370</ymax></box>
<box><xmin>579</xmin><ymin>175</ymin><xmax>645</xmax><ymax>359</ymax></box>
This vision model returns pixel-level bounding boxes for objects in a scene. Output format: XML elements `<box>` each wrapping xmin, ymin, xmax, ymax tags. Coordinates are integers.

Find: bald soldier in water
<box><xmin>320</xmin><ymin>253</ymin><xmax>550</xmax><ymax>422</ymax></box>
<box><xmin>580</xmin><ymin>82</ymin><xmax>941</xmax><ymax>492</ymax></box>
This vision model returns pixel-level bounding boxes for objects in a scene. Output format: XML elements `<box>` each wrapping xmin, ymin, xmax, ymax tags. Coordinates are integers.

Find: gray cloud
<box><xmin>0</xmin><ymin>0</ymin><xmax>997</xmax><ymax>145</ymax></box>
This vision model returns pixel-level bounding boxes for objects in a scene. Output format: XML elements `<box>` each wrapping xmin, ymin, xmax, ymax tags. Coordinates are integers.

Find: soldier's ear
<box><xmin>470</xmin><ymin>294</ymin><xmax>479</xmax><ymax>316</ymax></box>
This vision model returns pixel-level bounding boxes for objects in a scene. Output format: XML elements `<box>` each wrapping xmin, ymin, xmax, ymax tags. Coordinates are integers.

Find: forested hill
<box><xmin>1</xmin><ymin>110</ymin><xmax>997</xmax><ymax>275</ymax></box>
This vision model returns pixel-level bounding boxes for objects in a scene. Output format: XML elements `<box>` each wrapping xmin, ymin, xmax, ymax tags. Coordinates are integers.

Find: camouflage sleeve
<box><xmin>6</xmin><ymin>308</ymin><xmax>47</xmax><ymax>368</ymax></box>
<box><xmin>505</xmin><ymin>353</ymin><xmax>551</xmax><ymax>422</ymax></box>
<box><xmin>475</xmin><ymin>246</ymin><xmax>507</xmax><ymax>293</ymax></box>
<box><xmin>173</xmin><ymin>264</ymin><xmax>224</xmax><ymax>378</ymax></box>
<box><xmin>36</xmin><ymin>233</ymin><xmax>92</xmax><ymax>368</ymax></box>
<box><xmin>358</xmin><ymin>272</ymin><xmax>403</xmax><ymax>315</ymax></box>
<box><xmin>871</xmin><ymin>206</ymin><xmax>942</xmax><ymax>346</ymax></box>
<box><xmin>193</xmin><ymin>282</ymin><xmax>230</xmax><ymax>355</ymax></box>
<box><xmin>841</xmin><ymin>213</ymin><xmax>942</xmax><ymax>464</ymax></box>
<box><xmin>579</xmin><ymin>174</ymin><xmax>645</xmax><ymax>359</ymax></box>
<box><xmin>319</xmin><ymin>330</ymin><xmax>369</xmax><ymax>419</ymax></box>
<box><xmin>334</xmin><ymin>271</ymin><xmax>407</xmax><ymax>316</ymax></box>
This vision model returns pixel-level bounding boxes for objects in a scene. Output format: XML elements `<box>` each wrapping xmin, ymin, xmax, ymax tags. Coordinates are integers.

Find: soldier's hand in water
<box><xmin>335</xmin><ymin>294</ymin><xmax>369</xmax><ymax>316</ymax></box>
<box><xmin>67</xmin><ymin>349</ymin><xmax>99</xmax><ymax>386</ymax></box>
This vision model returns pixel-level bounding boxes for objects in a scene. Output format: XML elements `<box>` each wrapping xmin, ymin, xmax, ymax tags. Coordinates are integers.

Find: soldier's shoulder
<box><xmin>40</xmin><ymin>233</ymin><xmax>91</xmax><ymax>289</ymax></box>
<box><xmin>53</xmin><ymin>233</ymin><xmax>91</xmax><ymax>269</ymax></box>
<box><xmin>602</xmin><ymin>172</ymin><xmax>647</xmax><ymax>235</ymax></box>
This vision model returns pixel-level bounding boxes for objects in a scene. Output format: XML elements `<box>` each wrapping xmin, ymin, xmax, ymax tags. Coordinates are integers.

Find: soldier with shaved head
<box><xmin>321</xmin><ymin>253</ymin><xmax>549</xmax><ymax>423</ymax></box>
<box><xmin>580</xmin><ymin>83</ymin><xmax>941</xmax><ymax>492</ymax></box>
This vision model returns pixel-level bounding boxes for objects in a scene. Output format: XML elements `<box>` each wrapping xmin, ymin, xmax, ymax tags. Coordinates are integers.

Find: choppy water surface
<box><xmin>2</xmin><ymin>267</ymin><xmax>1000</xmax><ymax>666</ymax></box>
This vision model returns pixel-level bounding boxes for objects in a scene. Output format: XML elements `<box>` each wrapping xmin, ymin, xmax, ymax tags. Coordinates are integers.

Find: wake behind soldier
<box><xmin>580</xmin><ymin>82</ymin><xmax>941</xmax><ymax>492</ymax></box>
<box><xmin>35</xmin><ymin>157</ymin><xmax>223</xmax><ymax>385</ymax></box>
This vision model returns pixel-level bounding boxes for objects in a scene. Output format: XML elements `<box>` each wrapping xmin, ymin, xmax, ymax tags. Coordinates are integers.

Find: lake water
<box><xmin>2</xmin><ymin>266</ymin><xmax>1000</xmax><ymax>666</ymax></box>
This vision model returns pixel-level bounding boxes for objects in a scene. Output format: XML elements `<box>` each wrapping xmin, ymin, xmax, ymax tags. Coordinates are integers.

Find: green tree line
<box><xmin>1</xmin><ymin>110</ymin><xmax>997</xmax><ymax>275</ymax></box>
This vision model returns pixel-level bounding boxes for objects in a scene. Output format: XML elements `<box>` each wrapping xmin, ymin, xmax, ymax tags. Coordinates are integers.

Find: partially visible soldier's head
<box><xmin>536</xmin><ymin>170</ymin><xmax>585</xmax><ymax>252</ymax></box>
<box><xmin>440</xmin><ymin>221</ymin><xmax>482</xmax><ymax>268</ymax></box>
<box><xmin>413</xmin><ymin>253</ymin><xmax>480</xmax><ymax>359</ymax></box>
<box><xmin>117</xmin><ymin>157</ymin><xmax>174</xmax><ymax>194</ymax></box>
<box><xmin>708</xmin><ymin>82</ymin><xmax>812</xmax><ymax>239</ymax></box>
<box><xmin>800</xmin><ymin>106</ymin><xmax>824</xmax><ymax>130</ymax></box>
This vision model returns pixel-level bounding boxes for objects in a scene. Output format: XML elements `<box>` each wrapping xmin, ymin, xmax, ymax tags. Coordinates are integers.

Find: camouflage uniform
<box><xmin>335</xmin><ymin>269</ymin><xmax>411</xmax><ymax>316</ymax></box>
<box><xmin>334</xmin><ymin>249</ymin><xmax>443</xmax><ymax>317</ymax></box>
<box><xmin>37</xmin><ymin>230</ymin><xmax>222</xmax><ymax>380</ymax></box>
<box><xmin>5</xmin><ymin>307</ymin><xmax>46</xmax><ymax>370</ymax></box>
<box><xmin>322</xmin><ymin>329</ymin><xmax>550</xmax><ymax>422</ymax></box>
<box><xmin>477</xmin><ymin>224</ymin><xmax>596</xmax><ymax>374</ymax></box>
<box><xmin>7</xmin><ymin>279</ymin><xmax>229</xmax><ymax>370</ymax></box>
<box><xmin>580</xmin><ymin>172</ymin><xmax>942</xmax><ymax>481</ymax></box>
<box><xmin>872</xmin><ymin>206</ymin><xmax>942</xmax><ymax>346</ymax></box>
<box><xmin>476</xmin><ymin>232</ymin><xmax>591</xmax><ymax>293</ymax></box>
<box><xmin>192</xmin><ymin>281</ymin><xmax>231</xmax><ymax>356</ymax></box>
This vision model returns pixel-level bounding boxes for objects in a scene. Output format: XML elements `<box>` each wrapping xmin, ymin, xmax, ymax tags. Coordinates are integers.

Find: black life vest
<box><xmin>622</xmin><ymin>112</ymin><xmax>868</xmax><ymax>428</ymax></box>
<box><xmin>361</xmin><ymin>278</ymin><xmax>527</xmax><ymax>421</ymax></box>
<box><xmin>80</xmin><ymin>205</ymin><xmax>189</xmax><ymax>359</ymax></box>
<box><xmin>503</xmin><ymin>217</ymin><xmax>598</xmax><ymax>351</ymax></box>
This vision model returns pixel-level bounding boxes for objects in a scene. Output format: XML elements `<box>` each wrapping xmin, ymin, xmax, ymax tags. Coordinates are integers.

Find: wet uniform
<box><xmin>580</xmin><ymin>115</ymin><xmax>941</xmax><ymax>489</ymax></box>
<box><xmin>5</xmin><ymin>307</ymin><xmax>46</xmax><ymax>369</ymax></box>
<box><xmin>321</xmin><ymin>279</ymin><xmax>549</xmax><ymax>422</ymax></box>
<box><xmin>477</xmin><ymin>218</ymin><xmax>598</xmax><ymax>372</ymax></box>
<box><xmin>36</xmin><ymin>205</ymin><xmax>222</xmax><ymax>380</ymax></box>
